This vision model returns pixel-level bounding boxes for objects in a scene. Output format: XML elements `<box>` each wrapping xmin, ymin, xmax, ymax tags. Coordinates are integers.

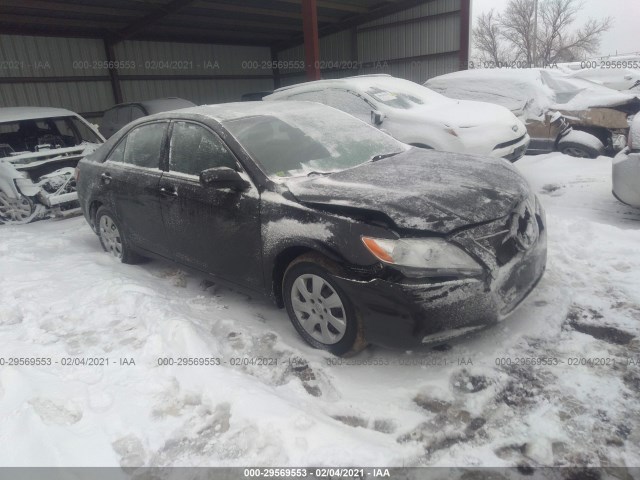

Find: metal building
<box><xmin>0</xmin><ymin>0</ymin><xmax>470</xmax><ymax>121</ymax></box>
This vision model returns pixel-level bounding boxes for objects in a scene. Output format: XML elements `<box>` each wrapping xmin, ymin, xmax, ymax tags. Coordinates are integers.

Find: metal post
<box><xmin>104</xmin><ymin>39</ymin><xmax>123</xmax><ymax>104</ymax></box>
<box><xmin>301</xmin><ymin>0</ymin><xmax>321</xmax><ymax>81</ymax></box>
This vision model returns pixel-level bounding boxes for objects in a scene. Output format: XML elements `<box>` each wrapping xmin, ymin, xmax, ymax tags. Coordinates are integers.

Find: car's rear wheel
<box><xmin>95</xmin><ymin>206</ymin><xmax>141</xmax><ymax>264</ymax></box>
<box><xmin>0</xmin><ymin>191</ymin><xmax>36</xmax><ymax>225</ymax></box>
<box><xmin>283</xmin><ymin>253</ymin><xmax>367</xmax><ymax>356</ymax></box>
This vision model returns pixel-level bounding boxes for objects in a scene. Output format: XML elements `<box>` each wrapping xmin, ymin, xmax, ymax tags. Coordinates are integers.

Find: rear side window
<box><xmin>107</xmin><ymin>138</ymin><xmax>126</xmax><ymax>163</ymax></box>
<box><xmin>169</xmin><ymin>121</ymin><xmax>237</xmax><ymax>176</ymax></box>
<box><xmin>123</xmin><ymin>122</ymin><xmax>167</xmax><ymax>169</ymax></box>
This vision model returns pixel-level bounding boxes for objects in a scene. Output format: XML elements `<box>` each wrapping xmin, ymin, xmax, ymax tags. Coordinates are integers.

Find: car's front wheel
<box><xmin>283</xmin><ymin>253</ymin><xmax>367</xmax><ymax>356</ymax></box>
<box><xmin>0</xmin><ymin>191</ymin><xmax>36</xmax><ymax>225</ymax></box>
<box><xmin>557</xmin><ymin>131</ymin><xmax>605</xmax><ymax>158</ymax></box>
<box><xmin>95</xmin><ymin>206</ymin><xmax>141</xmax><ymax>264</ymax></box>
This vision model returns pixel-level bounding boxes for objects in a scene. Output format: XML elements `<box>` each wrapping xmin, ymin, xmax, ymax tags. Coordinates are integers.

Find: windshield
<box><xmin>223</xmin><ymin>106</ymin><xmax>406</xmax><ymax>178</ymax></box>
<box><xmin>0</xmin><ymin>115</ymin><xmax>102</xmax><ymax>155</ymax></box>
<box><xmin>358</xmin><ymin>78</ymin><xmax>447</xmax><ymax>110</ymax></box>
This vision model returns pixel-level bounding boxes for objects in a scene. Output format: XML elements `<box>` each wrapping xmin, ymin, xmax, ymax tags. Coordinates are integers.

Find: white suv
<box><xmin>265</xmin><ymin>75</ymin><xmax>530</xmax><ymax>161</ymax></box>
<box><xmin>613</xmin><ymin>115</ymin><xmax>640</xmax><ymax>208</ymax></box>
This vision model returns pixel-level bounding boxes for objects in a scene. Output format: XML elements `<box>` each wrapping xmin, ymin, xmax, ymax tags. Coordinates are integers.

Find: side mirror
<box><xmin>371</xmin><ymin>110</ymin><xmax>386</xmax><ymax>126</ymax></box>
<box><xmin>200</xmin><ymin>167</ymin><xmax>250</xmax><ymax>191</ymax></box>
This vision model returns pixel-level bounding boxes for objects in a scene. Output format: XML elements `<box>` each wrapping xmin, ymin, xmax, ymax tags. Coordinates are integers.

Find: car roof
<box><xmin>109</xmin><ymin>97</ymin><xmax>196</xmax><ymax>112</ymax></box>
<box><xmin>0</xmin><ymin>106</ymin><xmax>80</xmax><ymax>123</ymax></box>
<box><xmin>270</xmin><ymin>74</ymin><xmax>395</xmax><ymax>95</ymax></box>
<box><xmin>147</xmin><ymin>100</ymin><xmax>335</xmax><ymax>123</ymax></box>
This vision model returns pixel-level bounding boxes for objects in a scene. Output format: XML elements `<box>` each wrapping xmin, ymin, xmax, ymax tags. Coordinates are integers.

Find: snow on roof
<box><xmin>426</xmin><ymin>68</ymin><xmax>640</xmax><ymax>115</ymax></box>
<box><xmin>267</xmin><ymin>74</ymin><xmax>446</xmax><ymax>102</ymax></box>
<box><xmin>0</xmin><ymin>106</ymin><xmax>80</xmax><ymax>123</ymax></box>
<box><xmin>165</xmin><ymin>100</ymin><xmax>339</xmax><ymax>122</ymax></box>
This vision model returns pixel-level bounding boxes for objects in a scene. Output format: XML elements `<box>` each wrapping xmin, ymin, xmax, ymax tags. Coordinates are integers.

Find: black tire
<box><xmin>558</xmin><ymin>134</ymin><xmax>604</xmax><ymax>159</ymax></box>
<box><xmin>283</xmin><ymin>253</ymin><xmax>367</xmax><ymax>357</ymax></box>
<box><xmin>95</xmin><ymin>206</ymin><xmax>143</xmax><ymax>264</ymax></box>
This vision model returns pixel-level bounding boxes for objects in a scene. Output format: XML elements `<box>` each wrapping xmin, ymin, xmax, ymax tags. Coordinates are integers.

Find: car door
<box><xmin>159</xmin><ymin>120</ymin><xmax>262</xmax><ymax>290</ymax></box>
<box><xmin>101</xmin><ymin>121</ymin><xmax>172</xmax><ymax>257</ymax></box>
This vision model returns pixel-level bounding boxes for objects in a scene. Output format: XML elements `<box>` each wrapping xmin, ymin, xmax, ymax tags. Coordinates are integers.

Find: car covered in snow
<box><xmin>76</xmin><ymin>101</ymin><xmax>547</xmax><ymax>356</ymax></box>
<box><xmin>264</xmin><ymin>75</ymin><xmax>530</xmax><ymax>162</ymax></box>
<box><xmin>613</xmin><ymin>114</ymin><xmax>640</xmax><ymax>208</ymax></box>
<box><xmin>99</xmin><ymin>97</ymin><xmax>196</xmax><ymax>139</ymax></box>
<box><xmin>0</xmin><ymin>107</ymin><xmax>104</xmax><ymax>224</ymax></box>
<box><xmin>425</xmin><ymin>68</ymin><xmax>640</xmax><ymax>158</ymax></box>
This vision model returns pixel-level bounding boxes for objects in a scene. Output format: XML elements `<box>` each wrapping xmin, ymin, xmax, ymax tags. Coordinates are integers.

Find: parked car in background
<box><xmin>613</xmin><ymin>114</ymin><xmax>640</xmax><ymax>208</ymax></box>
<box><xmin>77</xmin><ymin>101</ymin><xmax>546</xmax><ymax>356</ymax></box>
<box><xmin>426</xmin><ymin>68</ymin><xmax>640</xmax><ymax>158</ymax></box>
<box><xmin>241</xmin><ymin>91</ymin><xmax>272</xmax><ymax>101</ymax></box>
<box><xmin>0</xmin><ymin>107</ymin><xmax>104</xmax><ymax>224</ymax></box>
<box><xmin>265</xmin><ymin>75</ymin><xmax>530</xmax><ymax>161</ymax></box>
<box><xmin>99</xmin><ymin>97</ymin><xmax>196</xmax><ymax>139</ymax></box>
<box><xmin>564</xmin><ymin>68</ymin><xmax>640</xmax><ymax>92</ymax></box>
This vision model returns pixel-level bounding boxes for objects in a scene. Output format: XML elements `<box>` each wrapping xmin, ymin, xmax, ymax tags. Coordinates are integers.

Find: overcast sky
<box><xmin>471</xmin><ymin>0</ymin><xmax>640</xmax><ymax>57</ymax></box>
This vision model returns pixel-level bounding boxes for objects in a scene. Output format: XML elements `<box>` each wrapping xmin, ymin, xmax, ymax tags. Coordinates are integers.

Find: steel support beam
<box><xmin>301</xmin><ymin>0</ymin><xmax>321</xmax><ymax>81</ymax></box>
<box><xmin>104</xmin><ymin>39</ymin><xmax>123</xmax><ymax>104</ymax></box>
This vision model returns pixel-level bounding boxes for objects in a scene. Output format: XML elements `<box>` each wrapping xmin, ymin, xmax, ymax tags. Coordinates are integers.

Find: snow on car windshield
<box><xmin>223</xmin><ymin>107</ymin><xmax>407</xmax><ymax>178</ymax></box>
<box><xmin>0</xmin><ymin>115</ymin><xmax>101</xmax><ymax>155</ymax></box>
<box><xmin>359</xmin><ymin>78</ymin><xmax>447</xmax><ymax>110</ymax></box>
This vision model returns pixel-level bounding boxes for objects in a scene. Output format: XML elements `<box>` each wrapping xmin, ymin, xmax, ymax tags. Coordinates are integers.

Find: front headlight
<box><xmin>362</xmin><ymin>236</ymin><xmax>483</xmax><ymax>278</ymax></box>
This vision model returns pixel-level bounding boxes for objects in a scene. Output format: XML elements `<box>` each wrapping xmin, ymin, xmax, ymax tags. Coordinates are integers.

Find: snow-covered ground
<box><xmin>0</xmin><ymin>153</ymin><xmax>639</xmax><ymax>468</ymax></box>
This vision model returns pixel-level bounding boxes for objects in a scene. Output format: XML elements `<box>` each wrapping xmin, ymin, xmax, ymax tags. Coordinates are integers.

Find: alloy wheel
<box><xmin>0</xmin><ymin>192</ymin><xmax>34</xmax><ymax>224</ymax></box>
<box><xmin>290</xmin><ymin>273</ymin><xmax>347</xmax><ymax>345</ymax></box>
<box><xmin>99</xmin><ymin>214</ymin><xmax>123</xmax><ymax>259</ymax></box>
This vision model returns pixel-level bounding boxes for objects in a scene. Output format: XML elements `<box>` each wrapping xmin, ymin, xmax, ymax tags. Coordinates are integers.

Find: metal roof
<box><xmin>0</xmin><ymin>0</ymin><xmax>436</xmax><ymax>49</ymax></box>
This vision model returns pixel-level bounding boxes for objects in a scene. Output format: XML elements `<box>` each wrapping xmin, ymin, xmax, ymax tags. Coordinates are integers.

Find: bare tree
<box><xmin>473</xmin><ymin>0</ymin><xmax>612</xmax><ymax>66</ymax></box>
<box><xmin>473</xmin><ymin>10</ymin><xmax>510</xmax><ymax>65</ymax></box>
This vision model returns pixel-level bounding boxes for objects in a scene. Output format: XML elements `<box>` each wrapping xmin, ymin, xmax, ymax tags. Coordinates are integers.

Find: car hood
<box><xmin>286</xmin><ymin>149</ymin><xmax>531</xmax><ymax>233</ymax></box>
<box><xmin>396</xmin><ymin>99</ymin><xmax>519</xmax><ymax>129</ymax></box>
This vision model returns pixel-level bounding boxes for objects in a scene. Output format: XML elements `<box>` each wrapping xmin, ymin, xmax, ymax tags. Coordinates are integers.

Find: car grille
<box><xmin>494</xmin><ymin>134</ymin><xmax>527</xmax><ymax>150</ymax></box>
<box><xmin>451</xmin><ymin>198</ymin><xmax>545</xmax><ymax>274</ymax></box>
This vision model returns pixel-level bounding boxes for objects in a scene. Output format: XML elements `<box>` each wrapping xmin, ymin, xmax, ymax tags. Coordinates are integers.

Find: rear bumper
<box><xmin>332</xmin><ymin>228</ymin><xmax>547</xmax><ymax>350</ymax></box>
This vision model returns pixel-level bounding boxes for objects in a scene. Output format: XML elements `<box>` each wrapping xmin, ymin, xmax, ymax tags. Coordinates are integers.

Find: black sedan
<box><xmin>76</xmin><ymin>101</ymin><xmax>547</xmax><ymax>356</ymax></box>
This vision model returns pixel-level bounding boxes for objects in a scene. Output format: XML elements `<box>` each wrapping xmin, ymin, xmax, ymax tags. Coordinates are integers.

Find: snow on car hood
<box><xmin>419</xmin><ymin>99</ymin><xmax>519</xmax><ymax>128</ymax></box>
<box><xmin>286</xmin><ymin>148</ymin><xmax>530</xmax><ymax>233</ymax></box>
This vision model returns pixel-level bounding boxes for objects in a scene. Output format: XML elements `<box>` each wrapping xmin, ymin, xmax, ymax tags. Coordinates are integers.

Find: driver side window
<box><xmin>169</xmin><ymin>121</ymin><xmax>237</xmax><ymax>176</ymax></box>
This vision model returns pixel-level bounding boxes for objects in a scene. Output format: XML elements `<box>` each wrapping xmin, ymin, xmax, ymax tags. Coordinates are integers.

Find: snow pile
<box><xmin>0</xmin><ymin>153</ymin><xmax>639</xmax><ymax>468</ymax></box>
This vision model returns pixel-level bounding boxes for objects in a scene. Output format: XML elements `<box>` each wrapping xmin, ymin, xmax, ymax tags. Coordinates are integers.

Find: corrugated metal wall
<box><xmin>0</xmin><ymin>34</ymin><xmax>274</xmax><ymax>119</ymax></box>
<box><xmin>0</xmin><ymin>35</ymin><xmax>114</xmax><ymax>114</ymax></box>
<box><xmin>279</xmin><ymin>0</ymin><xmax>462</xmax><ymax>86</ymax></box>
<box><xmin>1</xmin><ymin>0</ymin><xmax>465</xmax><ymax>116</ymax></box>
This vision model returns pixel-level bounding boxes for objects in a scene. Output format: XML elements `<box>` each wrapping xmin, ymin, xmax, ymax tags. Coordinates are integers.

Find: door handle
<box><xmin>159</xmin><ymin>186</ymin><xmax>178</xmax><ymax>198</ymax></box>
<box><xmin>101</xmin><ymin>172</ymin><xmax>112</xmax><ymax>185</ymax></box>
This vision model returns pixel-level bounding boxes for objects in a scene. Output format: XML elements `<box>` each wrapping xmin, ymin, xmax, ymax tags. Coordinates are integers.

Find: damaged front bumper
<box><xmin>332</xmin><ymin>209</ymin><xmax>548</xmax><ymax>349</ymax></box>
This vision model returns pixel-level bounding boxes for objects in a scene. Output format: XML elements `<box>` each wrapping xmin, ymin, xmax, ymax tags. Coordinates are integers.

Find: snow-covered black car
<box><xmin>76</xmin><ymin>102</ymin><xmax>547</xmax><ymax>356</ymax></box>
<box><xmin>0</xmin><ymin>107</ymin><xmax>104</xmax><ymax>224</ymax></box>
